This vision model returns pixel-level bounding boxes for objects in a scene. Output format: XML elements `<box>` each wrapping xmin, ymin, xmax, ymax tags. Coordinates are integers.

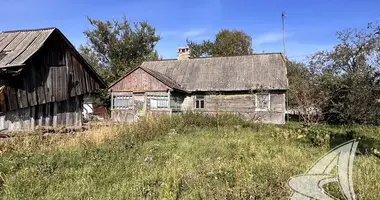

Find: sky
<box><xmin>1</xmin><ymin>0</ymin><xmax>380</xmax><ymax>61</ymax></box>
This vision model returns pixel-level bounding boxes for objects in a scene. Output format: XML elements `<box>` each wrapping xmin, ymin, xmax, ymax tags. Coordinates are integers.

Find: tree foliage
<box><xmin>187</xmin><ymin>29</ymin><xmax>253</xmax><ymax>58</ymax></box>
<box><xmin>290</xmin><ymin>22</ymin><xmax>380</xmax><ymax>124</ymax></box>
<box><xmin>80</xmin><ymin>16</ymin><xmax>161</xmax><ymax>84</ymax></box>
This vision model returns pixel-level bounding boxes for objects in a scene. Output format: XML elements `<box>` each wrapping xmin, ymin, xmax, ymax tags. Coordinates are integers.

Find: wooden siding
<box><xmin>111</xmin><ymin>68</ymin><xmax>171</xmax><ymax>91</ymax></box>
<box><xmin>0</xmin><ymin>96</ymin><xmax>83</xmax><ymax>131</ymax></box>
<box><xmin>111</xmin><ymin>91</ymin><xmax>171</xmax><ymax>122</ymax></box>
<box><xmin>0</xmin><ymin>34</ymin><xmax>101</xmax><ymax>113</ymax></box>
<box><xmin>182</xmin><ymin>91</ymin><xmax>286</xmax><ymax>124</ymax></box>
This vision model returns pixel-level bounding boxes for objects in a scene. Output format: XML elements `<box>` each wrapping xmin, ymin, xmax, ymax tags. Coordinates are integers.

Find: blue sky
<box><xmin>1</xmin><ymin>0</ymin><xmax>379</xmax><ymax>61</ymax></box>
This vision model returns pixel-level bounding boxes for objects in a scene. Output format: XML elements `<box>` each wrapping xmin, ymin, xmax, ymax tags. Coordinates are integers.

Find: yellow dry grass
<box><xmin>0</xmin><ymin>125</ymin><xmax>123</xmax><ymax>155</ymax></box>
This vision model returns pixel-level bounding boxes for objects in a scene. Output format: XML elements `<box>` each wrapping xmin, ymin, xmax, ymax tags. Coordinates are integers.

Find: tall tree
<box><xmin>187</xmin><ymin>29</ymin><xmax>253</xmax><ymax>58</ymax></box>
<box><xmin>309</xmin><ymin>26</ymin><xmax>380</xmax><ymax>124</ymax></box>
<box><xmin>80</xmin><ymin>16</ymin><xmax>161</xmax><ymax>84</ymax></box>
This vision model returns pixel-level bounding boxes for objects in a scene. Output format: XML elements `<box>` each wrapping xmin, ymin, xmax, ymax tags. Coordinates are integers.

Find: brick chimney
<box><xmin>177</xmin><ymin>47</ymin><xmax>190</xmax><ymax>60</ymax></box>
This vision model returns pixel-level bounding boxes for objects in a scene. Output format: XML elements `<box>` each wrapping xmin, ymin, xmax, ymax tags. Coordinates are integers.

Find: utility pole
<box><xmin>282</xmin><ymin>12</ymin><xmax>287</xmax><ymax>56</ymax></box>
<box><xmin>282</xmin><ymin>12</ymin><xmax>289</xmax><ymax>122</ymax></box>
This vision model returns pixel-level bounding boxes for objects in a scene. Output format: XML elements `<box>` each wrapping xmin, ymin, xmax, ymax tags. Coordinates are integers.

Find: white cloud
<box><xmin>160</xmin><ymin>28</ymin><xmax>207</xmax><ymax>39</ymax></box>
<box><xmin>183</xmin><ymin>28</ymin><xmax>206</xmax><ymax>38</ymax></box>
<box><xmin>254</xmin><ymin>32</ymin><xmax>286</xmax><ymax>46</ymax></box>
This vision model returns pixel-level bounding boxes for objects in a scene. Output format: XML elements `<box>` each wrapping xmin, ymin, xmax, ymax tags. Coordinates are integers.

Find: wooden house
<box><xmin>0</xmin><ymin>28</ymin><xmax>106</xmax><ymax>131</ymax></box>
<box><xmin>109</xmin><ymin>48</ymin><xmax>288</xmax><ymax>124</ymax></box>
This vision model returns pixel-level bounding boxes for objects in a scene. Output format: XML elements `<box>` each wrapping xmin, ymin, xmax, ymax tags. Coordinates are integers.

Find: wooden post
<box><xmin>53</xmin><ymin>102</ymin><xmax>58</xmax><ymax>128</ymax></box>
<box><xmin>168</xmin><ymin>90</ymin><xmax>172</xmax><ymax>116</ymax></box>
<box><xmin>110</xmin><ymin>92</ymin><xmax>113</xmax><ymax>110</ymax></box>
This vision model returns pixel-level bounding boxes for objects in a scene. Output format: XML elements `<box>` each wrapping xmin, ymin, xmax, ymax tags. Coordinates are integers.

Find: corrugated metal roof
<box><xmin>0</xmin><ymin>28</ymin><xmax>55</xmax><ymax>67</ymax></box>
<box><xmin>141</xmin><ymin>53</ymin><xmax>288</xmax><ymax>91</ymax></box>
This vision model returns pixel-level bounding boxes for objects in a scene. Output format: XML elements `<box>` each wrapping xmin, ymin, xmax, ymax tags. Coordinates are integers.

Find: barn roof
<box><xmin>0</xmin><ymin>27</ymin><xmax>56</xmax><ymax>68</ymax></box>
<box><xmin>0</xmin><ymin>27</ymin><xmax>106</xmax><ymax>87</ymax></box>
<box><xmin>141</xmin><ymin>53</ymin><xmax>288</xmax><ymax>91</ymax></box>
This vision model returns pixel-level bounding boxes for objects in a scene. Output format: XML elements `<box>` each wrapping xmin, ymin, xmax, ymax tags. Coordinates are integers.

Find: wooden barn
<box><xmin>0</xmin><ymin>27</ymin><xmax>106</xmax><ymax>131</ymax></box>
<box><xmin>109</xmin><ymin>48</ymin><xmax>288</xmax><ymax>124</ymax></box>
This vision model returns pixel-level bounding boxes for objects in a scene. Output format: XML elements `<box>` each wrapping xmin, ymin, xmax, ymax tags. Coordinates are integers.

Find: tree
<box><xmin>309</xmin><ymin>26</ymin><xmax>380</xmax><ymax>124</ymax></box>
<box><xmin>187</xmin><ymin>29</ymin><xmax>253</xmax><ymax>58</ymax></box>
<box><xmin>80</xmin><ymin>16</ymin><xmax>161</xmax><ymax>84</ymax></box>
<box><xmin>287</xmin><ymin>61</ymin><xmax>325</xmax><ymax>123</ymax></box>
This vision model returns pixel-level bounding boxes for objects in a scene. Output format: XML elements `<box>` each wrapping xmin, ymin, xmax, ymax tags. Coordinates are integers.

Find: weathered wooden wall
<box><xmin>181</xmin><ymin>91</ymin><xmax>286</xmax><ymax>124</ymax></box>
<box><xmin>111</xmin><ymin>91</ymin><xmax>172</xmax><ymax>123</ymax></box>
<box><xmin>0</xmin><ymin>96</ymin><xmax>83</xmax><ymax>131</ymax></box>
<box><xmin>111</xmin><ymin>68</ymin><xmax>171</xmax><ymax>92</ymax></box>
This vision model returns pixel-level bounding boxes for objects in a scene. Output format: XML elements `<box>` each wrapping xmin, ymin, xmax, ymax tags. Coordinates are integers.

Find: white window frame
<box><xmin>170</xmin><ymin>95</ymin><xmax>182</xmax><ymax>111</ymax></box>
<box><xmin>255</xmin><ymin>93</ymin><xmax>270</xmax><ymax>111</ymax></box>
<box><xmin>112</xmin><ymin>93</ymin><xmax>133</xmax><ymax>110</ymax></box>
<box><xmin>195</xmin><ymin>95</ymin><xmax>205</xmax><ymax>109</ymax></box>
<box><xmin>147</xmin><ymin>94</ymin><xmax>169</xmax><ymax>109</ymax></box>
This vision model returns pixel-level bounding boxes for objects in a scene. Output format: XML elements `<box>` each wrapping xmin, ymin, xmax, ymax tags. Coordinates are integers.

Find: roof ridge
<box><xmin>2</xmin><ymin>27</ymin><xmax>57</xmax><ymax>33</ymax></box>
<box><xmin>143</xmin><ymin>52</ymin><xmax>284</xmax><ymax>62</ymax></box>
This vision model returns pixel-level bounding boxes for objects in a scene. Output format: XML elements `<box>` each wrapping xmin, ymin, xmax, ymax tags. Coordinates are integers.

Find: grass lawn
<box><xmin>0</xmin><ymin>114</ymin><xmax>380</xmax><ymax>199</ymax></box>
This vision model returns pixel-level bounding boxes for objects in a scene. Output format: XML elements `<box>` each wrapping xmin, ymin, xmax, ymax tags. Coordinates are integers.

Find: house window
<box><xmin>195</xmin><ymin>95</ymin><xmax>205</xmax><ymax>109</ymax></box>
<box><xmin>147</xmin><ymin>94</ymin><xmax>168</xmax><ymax>109</ymax></box>
<box><xmin>112</xmin><ymin>93</ymin><xmax>133</xmax><ymax>110</ymax></box>
<box><xmin>255</xmin><ymin>93</ymin><xmax>270</xmax><ymax>111</ymax></box>
<box><xmin>170</xmin><ymin>96</ymin><xmax>182</xmax><ymax>111</ymax></box>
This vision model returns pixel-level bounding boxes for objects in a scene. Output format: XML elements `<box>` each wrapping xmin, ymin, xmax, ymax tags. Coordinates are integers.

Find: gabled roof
<box><xmin>109</xmin><ymin>66</ymin><xmax>189</xmax><ymax>93</ymax></box>
<box><xmin>142</xmin><ymin>53</ymin><xmax>288</xmax><ymax>91</ymax></box>
<box><xmin>0</xmin><ymin>27</ymin><xmax>107</xmax><ymax>88</ymax></box>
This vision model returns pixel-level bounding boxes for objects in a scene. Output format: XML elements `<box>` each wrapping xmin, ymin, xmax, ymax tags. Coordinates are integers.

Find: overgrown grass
<box><xmin>0</xmin><ymin>113</ymin><xmax>379</xmax><ymax>199</ymax></box>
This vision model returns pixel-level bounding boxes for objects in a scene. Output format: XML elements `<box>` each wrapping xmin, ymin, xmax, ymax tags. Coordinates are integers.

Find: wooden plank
<box><xmin>79</xmin><ymin>64</ymin><xmax>86</xmax><ymax>93</ymax></box>
<box><xmin>53</xmin><ymin>102</ymin><xmax>58</xmax><ymax>127</ymax></box>
<box><xmin>74</xmin><ymin>57</ymin><xmax>83</xmax><ymax>95</ymax></box>
<box><xmin>22</xmin><ymin>108</ymin><xmax>30</xmax><ymax>130</ymax></box>
<box><xmin>30</xmin><ymin>106</ymin><xmax>35</xmax><ymax>130</ymax></box>
<box><xmin>37</xmin><ymin>105</ymin><xmax>43</xmax><ymax>126</ymax></box>
<box><xmin>36</xmin><ymin>59</ymin><xmax>47</xmax><ymax>104</ymax></box>
<box><xmin>85</xmin><ymin>69</ymin><xmax>90</xmax><ymax>93</ymax></box>
<box><xmin>56</xmin><ymin>101</ymin><xmax>62</xmax><ymax>126</ymax></box>
<box><xmin>71</xmin><ymin>55</ymin><xmax>80</xmax><ymax>96</ymax></box>
<box><xmin>45</xmin><ymin>103</ymin><xmax>51</xmax><ymax>126</ymax></box>
<box><xmin>55</xmin><ymin>66</ymin><xmax>63</xmax><ymax>101</ymax></box>
<box><xmin>62</xmin><ymin>53</ymin><xmax>68</xmax><ymax>100</ymax></box>
<box><xmin>9</xmin><ymin>87</ymin><xmax>17</xmax><ymax>111</ymax></box>
<box><xmin>45</xmin><ymin>65</ymin><xmax>53</xmax><ymax>102</ymax></box>
<box><xmin>78</xmin><ymin>96</ymin><xmax>83</xmax><ymax>127</ymax></box>
<box><xmin>65</xmin><ymin>99</ymin><xmax>69</xmax><ymax>126</ymax></box>
<box><xmin>67</xmin><ymin>53</ymin><xmax>75</xmax><ymax>97</ymax></box>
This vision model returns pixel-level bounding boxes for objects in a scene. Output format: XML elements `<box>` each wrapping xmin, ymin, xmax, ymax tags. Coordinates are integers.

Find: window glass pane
<box><xmin>196</xmin><ymin>101</ymin><xmax>199</xmax><ymax>108</ymax></box>
<box><xmin>150</xmin><ymin>99</ymin><xmax>157</xmax><ymax>108</ymax></box>
<box><xmin>256</xmin><ymin>94</ymin><xmax>269</xmax><ymax>110</ymax></box>
<box><xmin>113</xmin><ymin>94</ymin><xmax>132</xmax><ymax>109</ymax></box>
<box><xmin>200</xmin><ymin>100</ymin><xmax>204</xmax><ymax>108</ymax></box>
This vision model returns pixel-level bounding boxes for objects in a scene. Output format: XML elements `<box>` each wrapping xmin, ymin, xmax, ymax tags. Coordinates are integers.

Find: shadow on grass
<box><xmin>329</xmin><ymin>130</ymin><xmax>380</xmax><ymax>157</ymax></box>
